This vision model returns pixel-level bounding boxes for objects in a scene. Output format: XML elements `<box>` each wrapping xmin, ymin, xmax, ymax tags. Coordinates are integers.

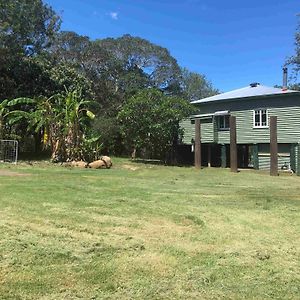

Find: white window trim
<box><xmin>253</xmin><ymin>109</ymin><xmax>269</xmax><ymax>129</ymax></box>
<box><xmin>218</xmin><ymin>115</ymin><xmax>230</xmax><ymax>131</ymax></box>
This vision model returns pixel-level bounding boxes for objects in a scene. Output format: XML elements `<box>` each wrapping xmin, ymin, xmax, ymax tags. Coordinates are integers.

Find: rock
<box><xmin>88</xmin><ymin>160</ymin><xmax>106</xmax><ymax>169</ymax></box>
<box><xmin>100</xmin><ymin>156</ymin><xmax>112</xmax><ymax>168</ymax></box>
<box><xmin>87</xmin><ymin>156</ymin><xmax>112</xmax><ymax>169</ymax></box>
<box><xmin>70</xmin><ymin>161</ymin><xmax>88</xmax><ymax>168</ymax></box>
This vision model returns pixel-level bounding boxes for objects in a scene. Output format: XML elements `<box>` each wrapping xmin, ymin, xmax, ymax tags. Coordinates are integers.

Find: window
<box><xmin>218</xmin><ymin>115</ymin><xmax>230</xmax><ymax>130</ymax></box>
<box><xmin>253</xmin><ymin>109</ymin><xmax>268</xmax><ymax>128</ymax></box>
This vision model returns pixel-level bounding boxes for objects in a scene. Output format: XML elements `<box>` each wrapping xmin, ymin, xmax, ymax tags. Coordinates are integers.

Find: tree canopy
<box><xmin>180</xmin><ymin>68</ymin><xmax>219</xmax><ymax>101</ymax></box>
<box><xmin>0</xmin><ymin>0</ymin><xmax>218</xmax><ymax>160</ymax></box>
<box><xmin>0</xmin><ymin>0</ymin><xmax>61</xmax><ymax>54</ymax></box>
<box><xmin>286</xmin><ymin>15</ymin><xmax>300</xmax><ymax>89</ymax></box>
<box><xmin>118</xmin><ymin>89</ymin><xmax>195</xmax><ymax>159</ymax></box>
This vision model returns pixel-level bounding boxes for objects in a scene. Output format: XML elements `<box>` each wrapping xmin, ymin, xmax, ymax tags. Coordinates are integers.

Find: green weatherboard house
<box><xmin>179</xmin><ymin>80</ymin><xmax>300</xmax><ymax>173</ymax></box>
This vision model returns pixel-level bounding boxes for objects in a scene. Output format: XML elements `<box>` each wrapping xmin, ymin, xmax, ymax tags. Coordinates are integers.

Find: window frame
<box><xmin>253</xmin><ymin>108</ymin><xmax>269</xmax><ymax>128</ymax></box>
<box><xmin>217</xmin><ymin>115</ymin><xmax>230</xmax><ymax>131</ymax></box>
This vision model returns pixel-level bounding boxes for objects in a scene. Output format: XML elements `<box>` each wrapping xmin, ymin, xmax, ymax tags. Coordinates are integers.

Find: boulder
<box><xmin>70</xmin><ymin>161</ymin><xmax>88</xmax><ymax>168</ymax></box>
<box><xmin>100</xmin><ymin>156</ymin><xmax>112</xmax><ymax>168</ymax></box>
<box><xmin>88</xmin><ymin>159</ymin><xmax>106</xmax><ymax>169</ymax></box>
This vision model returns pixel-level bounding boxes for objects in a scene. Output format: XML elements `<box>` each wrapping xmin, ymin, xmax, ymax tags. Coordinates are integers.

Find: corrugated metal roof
<box><xmin>191</xmin><ymin>84</ymin><xmax>300</xmax><ymax>104</ymax></box>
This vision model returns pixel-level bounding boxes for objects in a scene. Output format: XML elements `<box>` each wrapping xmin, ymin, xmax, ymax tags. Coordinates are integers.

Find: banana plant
<box><xmin>0</xmin><ymin>98</ymin><xmax>35</xmax><ymax>138</ymax></box>
<box><xmin>63</xmin><ymin>89</ymin><xmax>96</xmax><ymax>160</ymax></box>
<box><xmin>0</xmin><ymin>91</ymin><xmax>97</xmax><ymax>162</ymax></box>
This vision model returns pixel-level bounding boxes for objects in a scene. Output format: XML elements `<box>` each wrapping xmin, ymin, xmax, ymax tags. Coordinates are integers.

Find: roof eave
<box><xmin>191</xmin><ymin>91</ymin><xmax>300</xmax><ymax>105</ymax></box>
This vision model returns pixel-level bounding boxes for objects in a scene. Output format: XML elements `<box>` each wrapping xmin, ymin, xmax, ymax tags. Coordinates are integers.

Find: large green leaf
<box><xmin>7</xmin><ymin>98</ymin><xmax>35</xmax><ymax>107</ymax></box>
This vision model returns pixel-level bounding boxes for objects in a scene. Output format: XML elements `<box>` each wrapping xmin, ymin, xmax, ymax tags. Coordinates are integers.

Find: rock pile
<box><xmin>67</xmin><ymin>156</ymin><xmax>112</xmax><ymax>169</ymax></box>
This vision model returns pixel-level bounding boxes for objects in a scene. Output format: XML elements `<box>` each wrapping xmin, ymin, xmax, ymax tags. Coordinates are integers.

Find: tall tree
<box><xmin>180</xmin><ymin>68</ymin><xmax>219</xmax><ymax>101</ymax></box>
<box><xmin>0</xmin><ymin>1</ymin><xmax>219</xmax><ymax>159</ymax></box>
<box><xmin>0</xmin><ymin>0</ymin><xmax>61</xmax><ymax>100</ymax></box>
<box><xmin>98</xmin><ymin>34</ymin><xmax>181</xmax><ymax>90</ymax></box>
<box><xmin>49</xmin><ymin>31</ymin><xmax>121</xmax><ymax>111</ymax></box>
<box><xmin>0</xmin><ymin>0</ymin><xmax>61</xmax><ymax>54</ymax></box>
<box><xmin>49</xmin><ymin>33</ymin><xmax>183</xmax><ymax>155</ymax></box>
<box><xmin>118</xmin><ymin>89</ymin><xmax>194</xmax><ymax>160</ymax></box>
<box><xmin>287</xmin><ymin>15</ymin><xmax>300</xmax><ymax>86</ymax></box>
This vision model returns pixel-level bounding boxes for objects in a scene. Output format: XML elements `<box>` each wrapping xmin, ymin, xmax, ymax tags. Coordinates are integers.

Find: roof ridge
<box><xmin>191</xmin><ymin>84</ymin><xmax>300</xmax><ymax>104</ymax></box>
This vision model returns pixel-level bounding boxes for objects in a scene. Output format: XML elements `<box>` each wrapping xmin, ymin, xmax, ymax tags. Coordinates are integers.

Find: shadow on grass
<box><xmin>18</xmin><ymin>151</ymin><xmax>51</xmax><ymax>162</ymax></box>
<box><xmin>132</xmin><ymin>158</ymin><xmax>194</xmax><ymax>168</ymax></box>
<box><xmin>132</xmin><ymin>159</ymin><xmax>165</xmax><ymax>165</ymax></box>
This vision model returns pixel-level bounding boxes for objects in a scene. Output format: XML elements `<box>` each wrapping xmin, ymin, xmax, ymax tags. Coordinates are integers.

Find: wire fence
<box><xmin>0</xmin><ymin>140</ymin><xmax>18</xmax><ymax>164</ymax></box>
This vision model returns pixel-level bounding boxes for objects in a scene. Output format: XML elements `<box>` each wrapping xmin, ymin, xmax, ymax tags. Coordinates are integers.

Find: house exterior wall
<box><xmin>179</xmin><ymin>94</ymin><xmax>300</xmax><ymax>173</ymax></box>
<box><xmin>180</xmin><ymin>119</ymin><xmax>194</xmax><ymax>145</ymax></box>
<box><xmin>181</xmin><ymin>118</ymin><xmax>214</xmax><ymax>144</ymax></box>
<box><xmin>257</xmin><ymin>144</ymin><xmax>291</xmax><ymax>170</ymax></box>
<box><xmin>181</xmin><ymin>95</ymin><xmax>300</xmax><ymax>144</ymax></box>
<box><xmin>258</xmin><ymin>155</ymin><xmax>291</xmax><ymax>170</ymax></box>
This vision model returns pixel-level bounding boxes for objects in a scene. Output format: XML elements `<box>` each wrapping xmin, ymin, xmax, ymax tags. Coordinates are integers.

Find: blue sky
<box><xmin>46</xmin><ymin>0</ymin><xmax>299</xmax><ymax>92</ymax></box>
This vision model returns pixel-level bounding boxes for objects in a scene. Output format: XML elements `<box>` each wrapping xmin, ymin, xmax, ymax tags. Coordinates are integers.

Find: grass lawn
<box><xmin>0</xmin><ymin>158</ymin><xmax>299</xmax><ymax>299</ymax></box>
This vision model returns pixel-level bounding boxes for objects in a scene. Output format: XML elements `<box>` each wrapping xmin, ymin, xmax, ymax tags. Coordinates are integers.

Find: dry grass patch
<box><xmin>0</xmin><ymin>169</ymin><xmax>30</xmax><ymax>176</ymax></box>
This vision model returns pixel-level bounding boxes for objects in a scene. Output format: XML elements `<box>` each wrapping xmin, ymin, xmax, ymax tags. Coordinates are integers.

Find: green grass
<box><xmin>0</xmin><ymin>158</ymin><xmax>299</xmax><ymax>299</ymax></box>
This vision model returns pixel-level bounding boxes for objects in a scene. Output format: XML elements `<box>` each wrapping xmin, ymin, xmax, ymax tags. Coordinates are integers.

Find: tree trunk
<box><xmin>51</xmin><ymin>140</ymin><xmax>60</xmax><ymax>161</ymax></box>
<box><xmin>131</xmin><ymin>147</ymin><xmax>136</xmax><ymax>160</ymax></box>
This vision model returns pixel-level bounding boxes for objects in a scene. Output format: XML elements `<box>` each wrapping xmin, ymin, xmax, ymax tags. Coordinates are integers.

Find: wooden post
<box><xmin>221</xmin><ymin>144</ymin><xmax>226</xmax><ymax>168</ymax></box>
<box><xmin>290</xmin><ymin>143</ymin><xmax>296</xmax><ymax>173</ymax></box>
<box><xmin>194</xmin><ymin>119</ymin><xmax>201</xmax><ymax>169</ymax></box>
<box><xmin>297</xmin><ymin>144</ymin><xmax>300</xmax><ymax>176</ymax></box>
<box><xmin>270</xmin><ymin>116</ymin><xmax>278</xmax><ymax>176</ymax></box>
<box><xmin>230</xmin><ymin>116</ymin><xmax>237</xmax><ymax>172</ymax></box>
<box><xmin>207</xmin><ymin>144</ymin><xmax>211</xmax><ymax>167</ymax></box>
<box><xmin>252</xmin><ymin>144</ymin><xmax>259</xmax><ymax>170</ymax></box>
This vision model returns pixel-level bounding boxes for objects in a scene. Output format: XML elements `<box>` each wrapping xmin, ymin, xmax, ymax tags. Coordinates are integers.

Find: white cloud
<box><xmin>109</xmin><ymin>12</ymin><xmax>118</xmax><ymax>20</ymax></box>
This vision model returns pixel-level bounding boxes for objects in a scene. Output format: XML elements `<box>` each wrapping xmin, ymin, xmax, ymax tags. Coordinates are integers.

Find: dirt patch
<box><xmin>122</xmin><ymin>164</ymin><xmax>139</xmax><ymax>171</ymax></box>
<box><xmin>0</xmin><ymin>169</ymin><xmax>30</xmax><ymax>177</ymax></box>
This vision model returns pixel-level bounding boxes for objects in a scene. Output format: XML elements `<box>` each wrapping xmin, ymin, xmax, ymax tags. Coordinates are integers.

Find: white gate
<box><xmin>0</xmin><ymin>140</ymin><xmax>18</xmax><ymax>164</ymax></box>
